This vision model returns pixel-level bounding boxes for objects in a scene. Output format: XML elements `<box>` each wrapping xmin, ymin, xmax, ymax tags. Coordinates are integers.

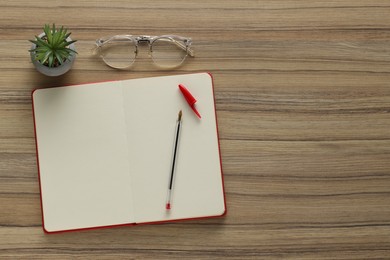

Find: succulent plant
<box><xmin>29</xmin><ymin>24</ymin><xmax>77</xmax><ymax>68</ymax></box>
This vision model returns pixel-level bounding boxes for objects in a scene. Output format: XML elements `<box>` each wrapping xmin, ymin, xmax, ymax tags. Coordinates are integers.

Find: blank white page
<box><xmin>122</xmin><ymin>73</ymin><xmax>225</xmax><ymax>223</ymax></box>
<box><xmin>33</xmin><ymin>81</ymin><xmax>135</xmax><ymax>232</ymax></box>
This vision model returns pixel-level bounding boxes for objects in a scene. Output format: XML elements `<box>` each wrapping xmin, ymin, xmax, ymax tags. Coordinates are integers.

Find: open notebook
<box><xmin>32</xmin><ymin>72</ymin><xmax>226</xmax><ymax>233</ymax></box>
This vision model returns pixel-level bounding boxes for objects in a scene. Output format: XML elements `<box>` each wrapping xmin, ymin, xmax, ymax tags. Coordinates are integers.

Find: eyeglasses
<box><xmin>93</xmin><ymin>35</ymin><xmax>195</xmax><ymax>69</ymax></box>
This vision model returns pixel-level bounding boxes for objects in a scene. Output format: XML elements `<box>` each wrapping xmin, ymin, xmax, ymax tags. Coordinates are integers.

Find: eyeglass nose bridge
<box><xmin>133</xmin><ymin>36</ymin><xmax>154</xmax><ymax>56</ymax></box>
<box><xmin>134</xmin><ymin>35</ymin><xmax>152</xmax><ymax>43</ymax></box>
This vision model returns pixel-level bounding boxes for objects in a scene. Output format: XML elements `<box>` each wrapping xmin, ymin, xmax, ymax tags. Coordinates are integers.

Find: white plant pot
<box><xmin>30</xmin><ymin>32</ymin><xmax>76</xmax><ymax>77</ymax></box>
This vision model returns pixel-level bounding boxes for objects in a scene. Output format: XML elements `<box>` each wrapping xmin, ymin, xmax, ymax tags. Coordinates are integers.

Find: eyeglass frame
<box><xmin>93</xmin><ymin>34</ymin><xmax>195</xmax><ymax>69</ymax></box>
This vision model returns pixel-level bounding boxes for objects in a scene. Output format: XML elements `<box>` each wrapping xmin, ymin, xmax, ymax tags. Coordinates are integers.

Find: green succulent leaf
<box><xmin>43</xmin><ymin>24</ymin><xmax>53</xmax><ymax>43</ymax></box>
<box><xmin>64</xmin><ymin>32</ymin><xmax>71</xmax><ymax>40</ymax></box>
<box><xmin>35</xmin><ymin>36</ymin><xmax>50</xmax><ymax>48</ymax></box>
<box><xmin>54</xmin><ymin>52</ymin><xmax>64</xmax><ymax>65</ymax></box>
<box><xmin>42</xmin><ymin>51</ymin><xmax>52</xmax><ymax>64</ymax></box>
<box><xmin>29</xmin><ymin>24</ymin><xmax>77</xmax><ymax>67</ymax></box>
<box><xmin>48</xmin><ymin>53</ymin><xmax>54</xmax><ymax>67</ymax></box>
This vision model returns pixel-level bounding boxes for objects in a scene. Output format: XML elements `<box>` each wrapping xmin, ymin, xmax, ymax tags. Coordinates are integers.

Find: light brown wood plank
<box><xmin>1</xmin><ymin>0</ymin><xmax>390</xmax><ymax>259</ymax></box>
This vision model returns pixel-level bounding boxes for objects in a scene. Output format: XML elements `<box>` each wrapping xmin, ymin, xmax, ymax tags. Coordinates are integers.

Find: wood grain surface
<box><xmin>1</xmin><ymin>1</ymin><xmax>390</xmax><ymax>259</ymax></box>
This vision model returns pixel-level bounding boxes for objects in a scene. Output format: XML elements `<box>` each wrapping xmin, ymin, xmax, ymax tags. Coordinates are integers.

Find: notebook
<box><xmin>32</xmin><ymin>72</ymin><xmax>226</xmax><ymax>233</ymax></box>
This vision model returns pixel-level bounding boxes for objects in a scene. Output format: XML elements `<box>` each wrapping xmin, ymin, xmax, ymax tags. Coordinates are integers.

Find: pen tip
<box><xmin>178</xmin><ymin>110</ymin><xmax>182</xmax><ymax>121</ymax></box>
<box><xmin>166</xmin><ymin>203</ymin><xmax>171</xmax><ymax>210</ymax></box>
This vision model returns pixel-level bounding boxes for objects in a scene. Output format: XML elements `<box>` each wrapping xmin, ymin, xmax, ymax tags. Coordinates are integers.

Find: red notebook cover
<box><xmin>32</xmin><ymin>72</ymin><xmax>226</xmax><ymax>233</ymax></box>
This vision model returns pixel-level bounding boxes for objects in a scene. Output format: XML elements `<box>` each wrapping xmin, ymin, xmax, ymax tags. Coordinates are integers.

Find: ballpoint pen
<box><xmin>166</xmin><ymin>110</ymin><xmax>183</xmax><ymax>210</ymax></box>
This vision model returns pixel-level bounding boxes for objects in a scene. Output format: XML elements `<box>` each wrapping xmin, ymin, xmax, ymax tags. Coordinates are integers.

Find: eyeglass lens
<box><xmin>151</xmin><ymin>38</ymin><xmax>188</xmax><ymax>68</ymax></box>
<box><xmin>100</xmin><ymin>40</ymin><xmax>137</xmax><ymax>69</ymax></box>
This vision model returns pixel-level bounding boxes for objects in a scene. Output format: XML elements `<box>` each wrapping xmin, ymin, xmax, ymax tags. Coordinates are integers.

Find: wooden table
<box><xmin>1</xmin><ymin>1</ymin><xmax>390</xmax><ymax>259</ymax></box>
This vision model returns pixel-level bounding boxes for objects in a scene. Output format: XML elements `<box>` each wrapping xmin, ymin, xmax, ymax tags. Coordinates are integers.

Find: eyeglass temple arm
<box><xmin>91</xmin><ymin>38</ymin><xmax>110</xmax><ymax>55</ymax></box>
<box><xmin>91</xmin><ymin>40</ymin><xmax>102</xmax><ymax>55</ymax></box>
<box><xmin>172</xmin><ymin>39</ymin><xmax>195</xmax><ymax>57</ymax></box>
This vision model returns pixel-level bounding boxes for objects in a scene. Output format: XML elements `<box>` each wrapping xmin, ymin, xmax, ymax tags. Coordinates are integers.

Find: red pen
<box><xmin>178</xmin><ymin>84</ymin><xmax>201</xmax><ymax>119</ymax></box>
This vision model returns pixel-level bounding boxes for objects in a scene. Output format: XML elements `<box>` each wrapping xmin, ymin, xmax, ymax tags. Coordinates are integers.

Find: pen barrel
<box><xmin>168</xmin><ymin>120</ymin><xmax>181</xmax><ymax>189</ymax></box>
<box><xmin>166</xmin><ymin>117</ymin><xmax>182</xmax><ymax>210</ymax></box>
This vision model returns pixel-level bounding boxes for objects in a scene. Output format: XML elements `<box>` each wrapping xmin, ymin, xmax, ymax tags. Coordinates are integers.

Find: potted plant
<box><xmin>29</xmin><ymin>24</ymin><xmax>77</xmax><ymax>77</ymax></box>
